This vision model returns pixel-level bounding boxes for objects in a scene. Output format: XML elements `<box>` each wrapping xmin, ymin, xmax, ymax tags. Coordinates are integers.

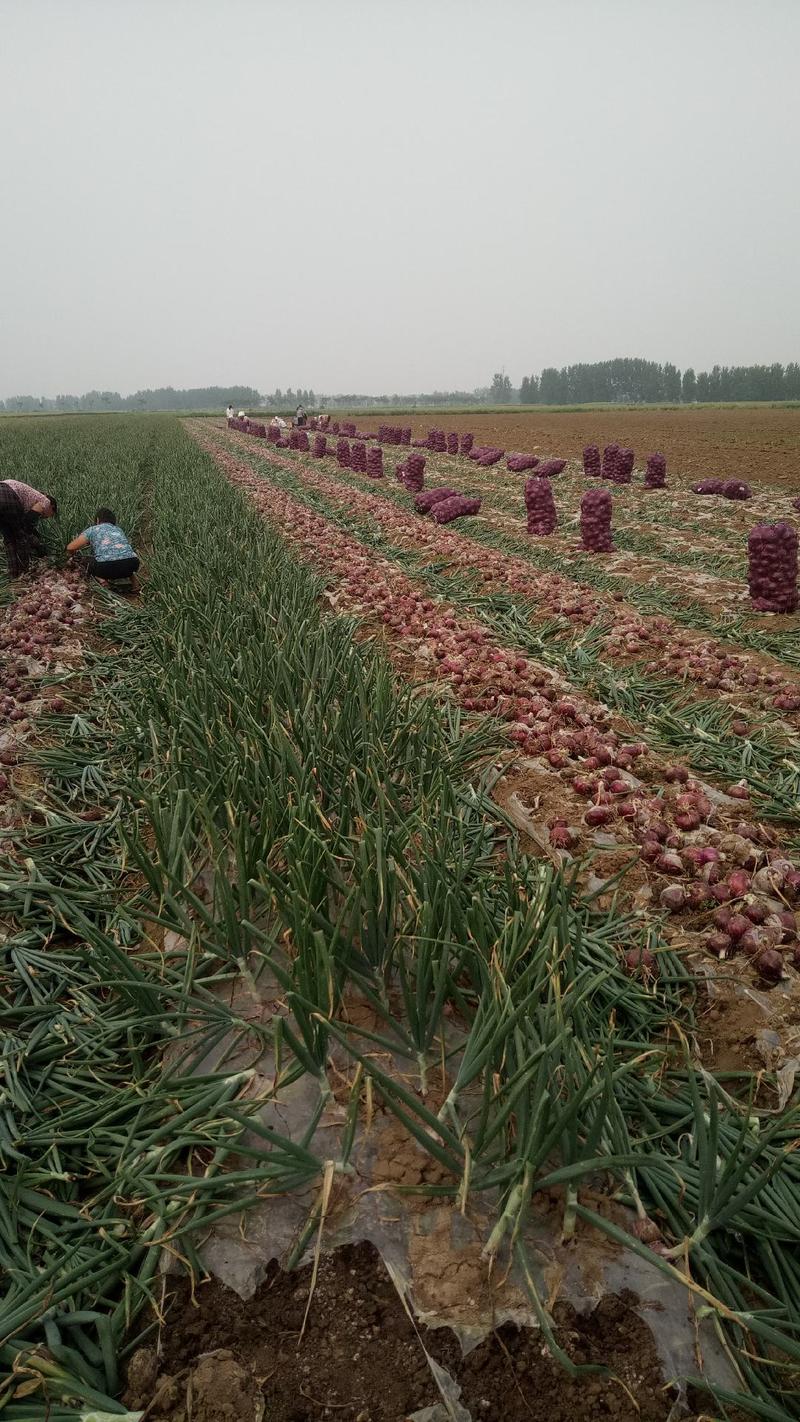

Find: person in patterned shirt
<box><xmin>66</xmin><ymin>507</ymin><xmax>141</xmax><ymax>590</ymax></box>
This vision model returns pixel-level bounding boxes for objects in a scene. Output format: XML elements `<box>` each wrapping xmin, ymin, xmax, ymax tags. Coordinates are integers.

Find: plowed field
<box><xmin>337</xmin><ymin>406</ymin><xmax>800</xmax><ymax>490</ymax></box>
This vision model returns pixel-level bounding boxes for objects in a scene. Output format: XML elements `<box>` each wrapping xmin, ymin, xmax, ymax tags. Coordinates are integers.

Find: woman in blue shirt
<box><xmin>66</xmin><ymin>508</ymin><xmax>140</xmax><ymax>589</ymax></box>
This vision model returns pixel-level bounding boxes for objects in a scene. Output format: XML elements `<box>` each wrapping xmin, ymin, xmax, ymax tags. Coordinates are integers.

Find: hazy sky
<box><xmin>2</xmin><ymin>0</ymin><xmax>799</xmax><ymax>397</ymax></box>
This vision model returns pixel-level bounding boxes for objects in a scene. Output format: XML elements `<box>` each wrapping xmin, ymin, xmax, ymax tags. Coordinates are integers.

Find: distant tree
<box><xmin>695</xmin><ymin>371</ymin><xmax>711</xmax><ymax>401</ymax></box>
<box><xmin>489</xmin><ymin>372</ymin><xmax>513</xmax><ymax>403</ymax></box>
<box><xmin>681</xmin><ymin>368</ymin><xmax>696</xmax><ymax>403</ymax></box>
<box><xmin>785</xmin><ymin>363</ymin><xmax>800</xmax><ymax>399</ymax></box>
<box><xmin>664</xmin><ymin>362</ymin><xmax>682</xmax><ymax>402</ymax></box>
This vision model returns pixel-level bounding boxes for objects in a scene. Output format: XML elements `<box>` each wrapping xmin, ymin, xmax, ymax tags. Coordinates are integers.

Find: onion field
<box><xmin>2</xmin><ymin>412</ymin><xmax>800</xmax><ymax>1422</ymax></box>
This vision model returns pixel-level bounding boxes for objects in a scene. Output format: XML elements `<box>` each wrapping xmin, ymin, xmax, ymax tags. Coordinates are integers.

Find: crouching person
<box><xmin>67</xmin><ymin>507</ymin><xmax>141</xmax><ymax>590</ymax></box>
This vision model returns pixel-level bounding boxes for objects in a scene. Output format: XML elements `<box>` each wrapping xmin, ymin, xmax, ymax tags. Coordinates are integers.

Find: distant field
<box><xmin>333</xmin><ymin>404</ymin><xmax>800</xmax><ymax>490</ymax></box>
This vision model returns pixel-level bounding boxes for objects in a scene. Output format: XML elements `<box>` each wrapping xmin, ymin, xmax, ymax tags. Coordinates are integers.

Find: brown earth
<box><xmin>338</xmin><ymin>407</ymin><xmax>800</xmax><ymax>491</ymax></box>
<box><xmin>125</xmin><ymin>1241</ymin><xmax>741</xmax><ymax>1422</ymax></box>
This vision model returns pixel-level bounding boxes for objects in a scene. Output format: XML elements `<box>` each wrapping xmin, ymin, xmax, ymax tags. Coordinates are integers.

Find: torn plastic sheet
<box><xmin>163</xmin><ymin>960</ymin><xmax>742</xmax><ymax>1421</ymax></box>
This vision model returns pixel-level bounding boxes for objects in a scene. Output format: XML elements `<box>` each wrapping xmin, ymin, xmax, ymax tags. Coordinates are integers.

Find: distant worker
<box><xmin>273</xmin><ymin>415</ymin><xmax>287</xmax><ymax>429</ymax></box>
<box><xmin>226</xmin><ymin>404</ymin><xmax>234</xmax><ymax>423</ymax></box>
<box><xmin>0</xmin><ymin>479</ymin><xmax>58</xmax><ymax>578</ymax></box>
<box><xmin>66</xmin><ymin>507</ymin><xmax>141</xmax><ymax>591</ymax></box>
<box><xmin>238</xmin><ymin>410</ymin><xmax>247</xmax><ymax>420</ymax></box>
<box><xmin>296</xmin><ymin>404</ymin><xmax>307</xmax><ymax>427</ymax></box>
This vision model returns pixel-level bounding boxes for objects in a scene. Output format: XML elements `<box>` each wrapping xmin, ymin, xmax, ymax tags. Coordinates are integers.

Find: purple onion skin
<box><xmin>583</xmin><ymin>445</ymin><xmax>601</xmax><ymax>477</ymax></box>
<box><xmin>747</xmin><ymin>521</ymin><xmax>798</xmax><ymax>614</ymax></box>
<box><xmin>580</xmin><ymin>489</ymin><xmax>613</xmax><ymax>552</ymax></box>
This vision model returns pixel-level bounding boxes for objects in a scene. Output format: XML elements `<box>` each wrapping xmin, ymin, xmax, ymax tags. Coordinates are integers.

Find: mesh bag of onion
<box><xmin>536</xmin><ymin>459</ymin><xmax>567</xmax><ymax>478</ymax></box>
<box><xmin>402</xmin><ymin>454</ymin><xmax>426</xmax><ymax>492</ymax></box>
<box><xmin>459</xmin><ymin>433</ymin><xmax>474</xmax><ymax>455</ymax></box>
<box><xmin>693</xmin><ymin>477</ymin><xmax>752</xmax><ymax>499</ymax></box>
<box><xmin>583</xmin><ymin>445</ymin><xmax>601</xmax><ymax>477</ymax></box>
<box><xmin>747</xmin><ymin>521</ymin><xmax>798</xmax><ymax>613</ymax></box>
<box><xmin>507</xmin><ymin>453</ymin><xmax>540</xmax><ymax>473</ymax></box>
<box><xmin>447</xmin><ymin>432</ymin><xmax>459</xmax><ymax>454</ymax></box>
<box><xmin>601</xmin><ymin>444</ymin><xmax>619</xmax><ymax>479</ymax></box>
<box><xmin>524</xmin><ymin>476</ymin><xmax>557</xmax><ymax>535</ymax></box>
<box><xmin>645</xmin><ymin>452</ymin><xmax>666</xmax><ymax>488</ymax></box>
<box><xmin>336</xmin><ymin>438</ymin><xmax>351</xmax><ymax>468</ymax></box>
<box><xmin>313</xmin><ymin>434</ymin><xmax>327</xmax><ymax>458</ymax></box>
<box><xmin>580</xmin><ymin>488</ymin><xmax>613</xmax><ymax>551</ymax></box>
<box><xmin>431</xmin><ymin>495</ymin><xmax>481</xmax><ymax>524</ymax></box>
<box><xmin>366</xmin><ymin>447</ymin><xmax>384</xmax><ymax>478</ymax></box>
<box><xmin>415</xmin><ymin>487</ymin><xmax>458</xmax><ymax>513</ymax></box>
<box><xmin>615</xmin><ymin>448</ymin><xmax>635</xmax><ymax>483</ymax></box>
<box><xmin>351</xmin><ymin>441</ymin><xmax>367</xmax><ymax>472</ymax></box>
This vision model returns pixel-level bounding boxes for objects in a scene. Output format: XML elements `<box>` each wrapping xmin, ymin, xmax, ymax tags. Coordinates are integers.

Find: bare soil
<box><xmin>125</xmin><ymin>1242</ymin><xmax>737</xmax><ymax>1422</ymax></box>
<box><xmin>335</xmin><ymin>408</ymin><xmax>800</xmax><ymax>491</ymax></box>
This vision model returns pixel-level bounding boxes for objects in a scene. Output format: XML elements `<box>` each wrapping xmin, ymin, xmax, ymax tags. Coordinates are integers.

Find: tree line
<box><xmin>0</xmin><ymin>386</ymin><xmax>261</xmax><ymax>414</ymax></box>
<box><xmin>516</xmin><ymin>358</ymin><xmax>800</xmax><ymax>405</ymax></box>
<box><xmin>4</xmin><ymin>362</ymin><xmax>799</xmax><ymax>414</ymax></box>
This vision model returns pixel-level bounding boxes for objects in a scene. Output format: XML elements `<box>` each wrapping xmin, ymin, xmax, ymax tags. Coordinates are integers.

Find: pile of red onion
<box><xmin>447</xmin><ymin>432</ymin><xmax>459</xmax><ymax>455</ymax></box>
<box><xmin>747</xmin><ymin>521</ymin><xmax>799</xmax><ymax>613</ymax></box>
<box><xmin>460</xmin><ymin>433</ymin><xmax>474</xmax><ymax>456</ymax></box>
<box><xmin>336</xmin><ymin>438</ymin><xmax>351</xmax><ymax>468</ymax></box>
<box><xmin>583</xmin><ymin>445</ymin><xmax>601</xmax><ymax>477</ymax></box>
<box><xmin>693</xmin><ymin>478</ymin><xmax>752</xmax><ymax>499</ymax></box>
<box><xmin>426</xmin><ymin>429</ymin><xmax>447</xmax><ymax>452</ymax></box>
<box><xmin>602</xmin><ymin>444</ymin><xmax>619</xmax><ymax>480</ymax></box>
<box><xmin>415</xmin><ymin>487</ymin><xmax>459</xmax><ymax>514</ymax></box>
<box><xmin>351</xmin><ymin>441</ymin><xmax>367</xmax><ymax>473</ymax></box>
<box><xmin>469</xmin><ymin>447</ymin><xmax>504</xmax><ymax>467</ymax></box>
<box><xmin>507</xmin><ymin>453</ymin><xmax>540</xmax><ymax>473</ymax></box>
<box><xmin>645</xmin><ymin>453</ymin><xmax>667</xmax><ymax>488</ymax></box>
<box><xmin>580</xmin><ymin>488</ymin><xmax>614</xmax><ymax>551</ymax></box>
<box><xmin>366</xmin><ymin>447</ymin><xmax>384</xmax><ymax>478</ymax></box>
<box><xmin>524</xmin><ymin>477</ymin><xmax>557</xmax><ymax>535</ymax></box>
<box><xmin>313</xmin><ymin>434</ymin><xmax>328</xmax><ymax>458</ymax></box>
<box><xmin>401</xmin><ymin>454</ymin><xmax>426</xmax><ymax>492</ymax></box>
<box><xmin>614</xmin><ymin>448</ymin><xmax>635</xmax><ymax>483</ymax></box>
<box><xmin>431</xmin><ymin>495</ymin><xmax>482</xmax><ymax>524</ymax></box>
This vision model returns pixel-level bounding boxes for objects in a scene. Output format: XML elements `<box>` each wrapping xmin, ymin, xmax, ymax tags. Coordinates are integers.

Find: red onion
<box><xmin>580</xmin><ymin>489</ymin><xmax>613</xmax><ymax>552</ymax></box>
<box><xmin>659</xmin><ymin>884</ymin><xmax>686</xmax><ymax>912</ymax></box>
<box><xmin>508</xmin><ymin>453</ymin><xmax>540</xmax><ymax>473</ymax></box>
<box><xmin>756</xmin><ymin>948</ymin><xmax>784</xmax><ymax>983</ymax></box>
<box><xmin>583</xmin><ymin>445</ymin><xmax>601</xmax><ymax>477</ymax></box>
<box><xmin>585</xmin><ymin>805</ymin><xmax>613</xmax><ymax>826</ymax></box>
<box><xmin>624</xmin><ymin>947</ymin><xmax>658</xmax><ymax>976</ymax></box>
<box><xmin>431</xmin><ymin>495</ymin><xmax>481</xmax><ymax>524</ymax></box>
<box><xmin>656</xmin><ymin>851</ymin><xmax>684</xmax><ymax>875</ymax></box>
<box><xmin>727</xmin><ymin>869</ymin><xmax>752</xmax><ymax>898</ymax></box>
<box><xmin>747</xmin><ymin>521</ymin><xmax>798</xmax><ymax>614</ymax></box>
<box><xmin>706</xmin><ymin>932</ymin><xmax>732</xmax><ymax>957</ymax></box>
<box><xmin>726</xmin><ymin>913</ymin><xmax>751</xmax><ymax>941</ymax></box>
<box><xmin>644</xmin><ymin>452</ymin><xmax>667</xmax><ymax>489</ymax></box>
<box><xmin>415</xmin><ymin>488</ymin><xmax>458</xmax><ymax>514</ymax></box>
<box><xmin>524</xmin><ymin>477</ymin><xmax>557</xmax><ymax>536</ymax></box>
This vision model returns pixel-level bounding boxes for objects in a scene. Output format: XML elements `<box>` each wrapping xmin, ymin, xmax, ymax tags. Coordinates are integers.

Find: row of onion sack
<box><xmin>230</xmin><ymin>420</ymin><xmax>797</xmax><ymax>610</ymax></box>
<box><xmin>532</xmin><ymin>482</ymin><xmax>797</xmax><ymax>612</ymax></box>
<box><xmin>582</xmin><ymin>444</ymin><xmax>666</xmax><ymax>488</ymax></box>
